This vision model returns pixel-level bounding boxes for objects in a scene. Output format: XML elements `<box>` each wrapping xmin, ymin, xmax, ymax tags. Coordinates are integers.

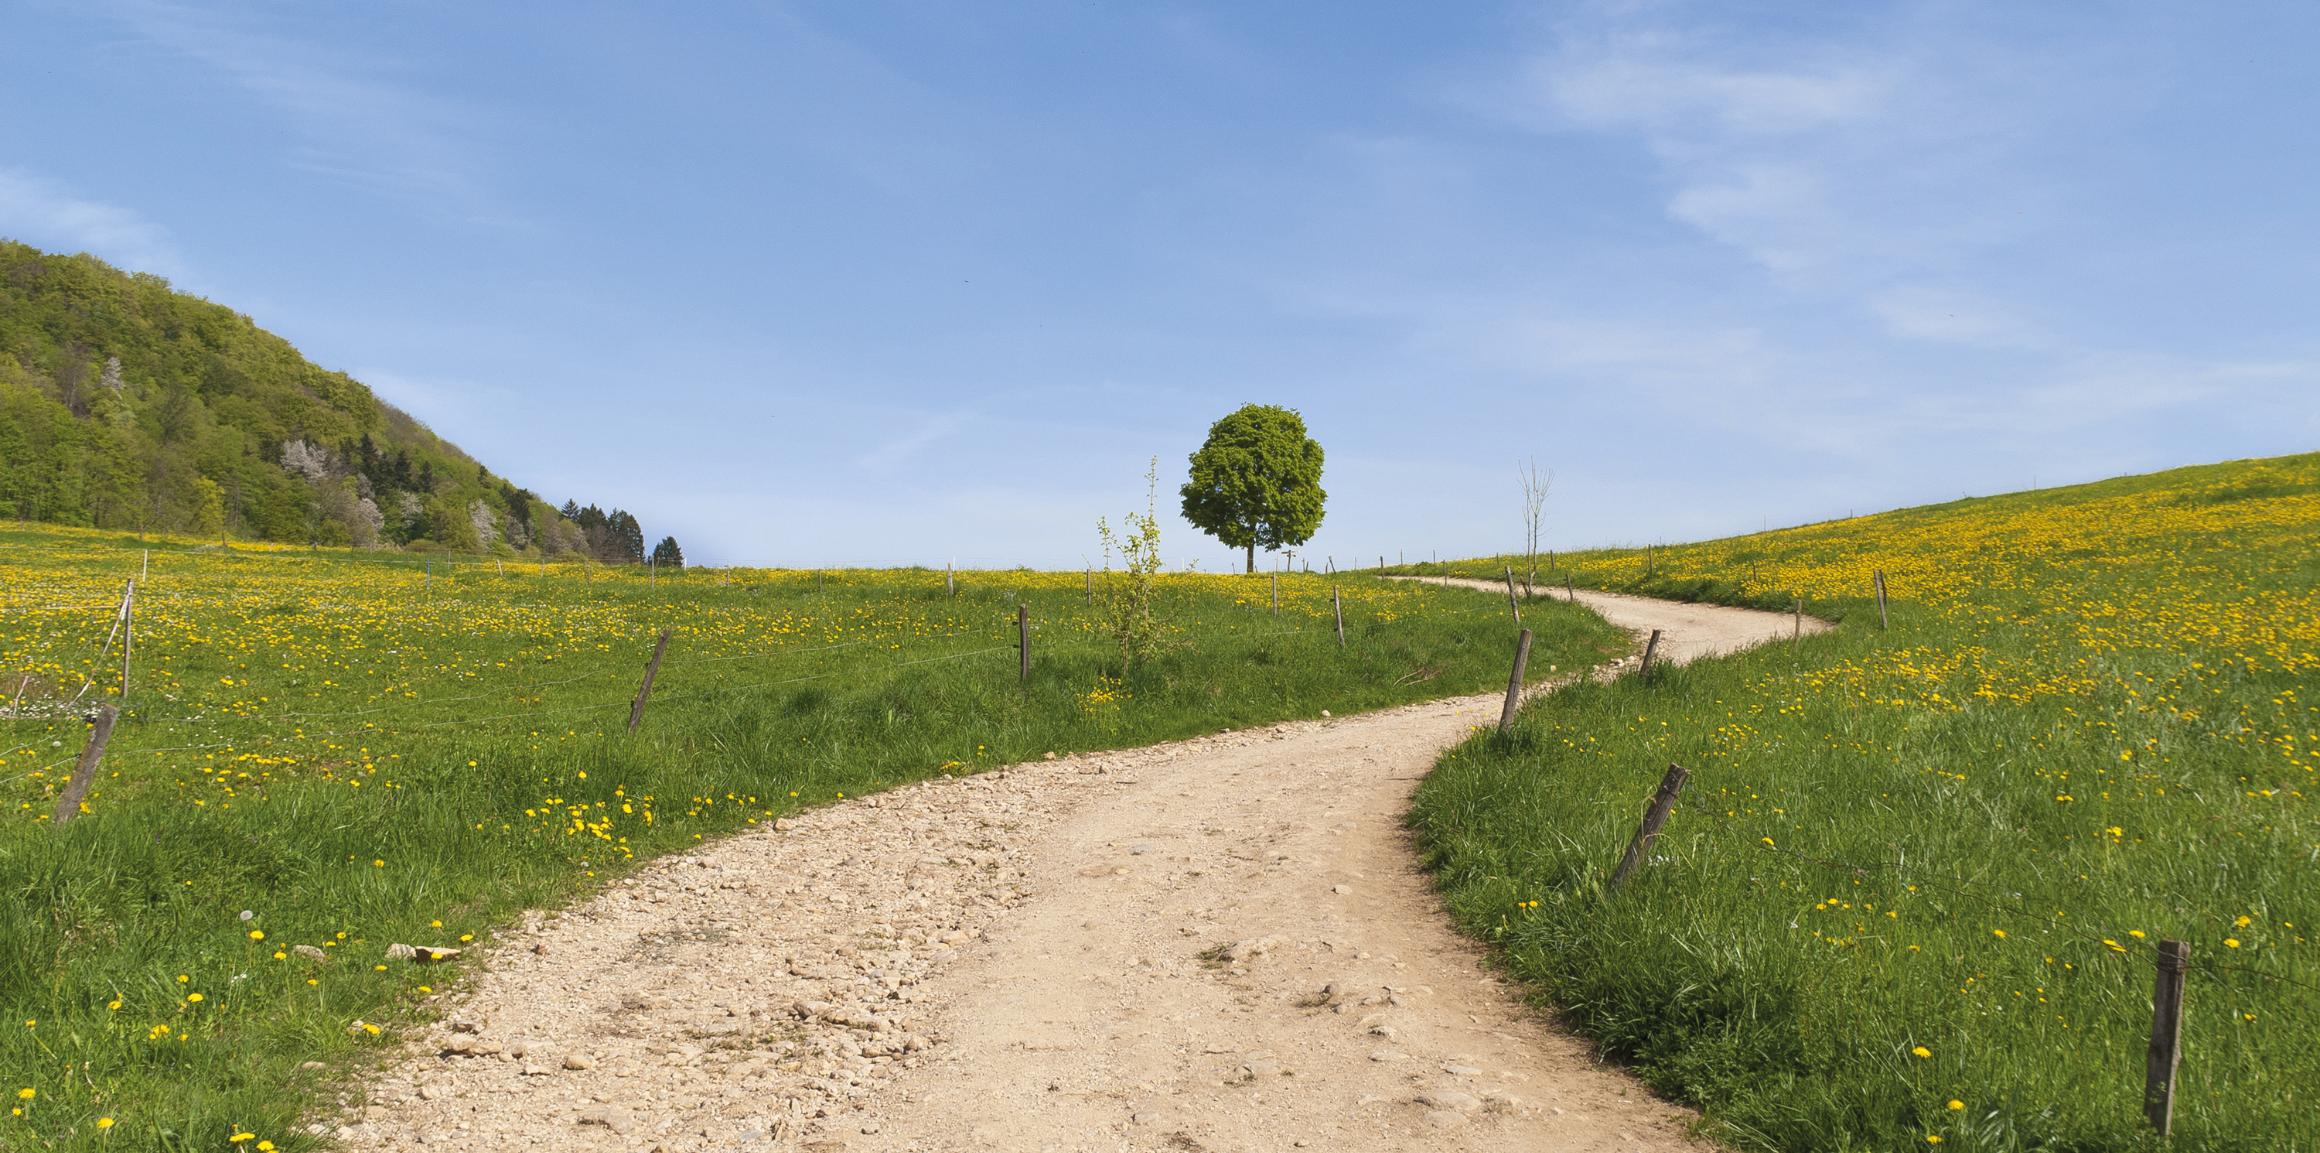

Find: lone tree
<box><xmin>1180</xmin><ymin>404</ymin><xmax>1326</xmax><ymax>573</ymax></box>
<box><xmin>650</xmin><ymin>535</ymin><xmax>684</xmax><ymax>571</ymax></box>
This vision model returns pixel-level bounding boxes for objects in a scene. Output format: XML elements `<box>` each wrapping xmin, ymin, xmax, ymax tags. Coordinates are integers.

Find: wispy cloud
<box><xmin>1489</xmin><ymin>4</ymin><xmax>2054</xmax><ymax>298</ymax></box>
<box><xmin>109</xmin><ymin>1</ymin><xmax>507</xmax><ymax>222</ymax></box>
<box><xmin>1537</xmin><ymin>41</ymin><xmax>1887</xmax><ymax>138</ymax></box>
<box><xmin>0</xmin><ymin>168</ymin><xmax>179</xmax><ymax>274</ymax></box>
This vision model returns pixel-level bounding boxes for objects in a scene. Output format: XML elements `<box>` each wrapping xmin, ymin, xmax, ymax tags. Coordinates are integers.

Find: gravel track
<box><xmin>336</xmin><ymin>586</ymin><xmax>1805</xmax><ymax>1152</ymax></box>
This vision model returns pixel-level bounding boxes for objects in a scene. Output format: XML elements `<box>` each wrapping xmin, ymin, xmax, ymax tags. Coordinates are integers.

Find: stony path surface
<box><xmin>336</xmin><ymin>588</ymin><xmax>1805</xmax><ymax>1152</ymax></box>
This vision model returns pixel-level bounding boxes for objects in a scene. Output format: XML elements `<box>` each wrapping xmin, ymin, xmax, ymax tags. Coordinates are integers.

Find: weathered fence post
<box><xmin>1497</xmin><ymin>628</ymin><xmax>1533</xmax><ymax>734</ymax></box>
<box><xmin>52</xmin><ymin>706</ymin><xmax>119</xmax><ymax>825</ymax></box>
<box><xmin>140</xmin><ymin>548</ymin><xmax>149</xmax><ymax>582</ymax></box>
<box><xmin>1270</xmin><ymin>571</ymin><xmax>1279</xmax><ymax>614</ymax></box>
<box><xmin>1503</xmin><ymin>565</ymin><xmax>1522</xmax><ymax>625</ymax></box>
<box><xmin>2145</xmin><ymin>939</ymin><xmax>2190</xmax><ymax>1136</ymax></box>
<box><xmin>1874</xmin><ymin>569</ymin><xmax>1889</xmax><ymax>630</ymax></box>
<box><xmin>1017</xmin><ymin>605</ymin><xmax>1031</xmax><ymax>683</ymax></box>
<box><xmin>1086</xmin><ymin>565</ymin><xmax>1093</xmax><ymax>605</ymax></box>
<box><xmin>1567</xmin><ymin>572</ymin><xmax>1576</xmax><ymax>602</ymax></box>
<box><xmin>947</xmin><ymin>562</ymin><xmax>955</xmax><ymax>598</ymax></box>
<box><xmin>1331</xmin><ymin>586</ymin><xmax>1345</xmax><ymax>647</ymax></box>
<box><xmin>627</xmin><ymin>629</ymin><xmax>671</xmax><ymax>732</ymax></box>
<box><xmin>1608</xmin><ymin>763</ymin><xmax>1690</xmax><ymax>889</ymax></box>
<box><xmin>1637</xmin><ymin>628</ymin><xmax>1663</xmax><ymax>678</ymax></box>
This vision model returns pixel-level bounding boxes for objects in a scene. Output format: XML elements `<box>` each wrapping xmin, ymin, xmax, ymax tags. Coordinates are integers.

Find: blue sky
<box><xmin>3</xmin><ymin>2</ymin><xmax>2315</xmax><ymax>568</ymax></box>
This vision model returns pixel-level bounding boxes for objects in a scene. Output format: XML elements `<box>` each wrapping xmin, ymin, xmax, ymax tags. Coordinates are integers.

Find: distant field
<box><xmin>0</xmin><ymin>526</ymin><xmax>1620</xmax><ymax>1152</ymax></box>
<box><xmin>1403</xmin><ymin>454</ymin><xmax>2320</xmax><ymax>1151</ymax></box>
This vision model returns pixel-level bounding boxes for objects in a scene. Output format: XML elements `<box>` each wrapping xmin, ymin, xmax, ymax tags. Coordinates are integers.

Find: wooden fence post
<box><xmin>1608</xmin><ymin>763</ymin><xmax>1690</xmax><ymax>889</ymax></box>
<box><xmin>2145</xmin><ymin>939</ymin><xmax>2189</xmax><ymax>1136</ymax></box>
<box><xmin>141</xmin><ymin>548</ymin><xmax>149</xmax><ymax>582</ymax></box>
<box><xmin>627</xmin><ymin>629</ymin><xmax>671</xmax><ymax>732</ymax></box>
<box><xmin>1270</xmin><ymin>571</ymin><xmax>1279</xmax><ymax>614</ymax></box>
<box><xmin>1567</xmin><ymin>572</ymin><xmax>1576</xmax><ymax>602</ymax></box>
<box><xmin>1503</xmin><ymin>566</ymin><xmax>1522</xmax><ymax>625</ymax></box>
<box><xmin>1331</xmin><ymin>586</ymin><xmax>1345</xmax><ymax>647</ymax></box>
<box><xmin>1497</xmin><ymin>629</ymin><xmax>1533</xmax><ymax>734</ymax></box>
<box><xmin>1086</xmin><ymin>565</ymin><xmax>1093</xmax><ymax>605</ymax></box>
<box><xmin>947</xmin><ymin>562</ymin><xmax>955</xmax><ymax>598</ymax></box>
<box><xmin>120</xmin><ymin>580</ymin><xmax>134</xmax><ymax>702</ymax></box>
<box><xmin>52</xmin><ymin>706</ymin><xmax>118</xmax><ymax>825</ymax></box>
<box><xmin>1874</xmin><ymin>570</ymin><xmax>1889</xmax><ymax>630</ymax></box>
<box><xmin>1637</xmin><ymin>628</ymin><xmax>1662</xmax><ymax>678</ymax></box>
<box><xmin>1378</xmin><ymin>555</ymin><xmax>1384</xmax><ymax>572</ymax></box>
<box><xmin>1017</xmin><ymin>605</ymin><xmax>1031</xmax><ymax>683</ymax></box>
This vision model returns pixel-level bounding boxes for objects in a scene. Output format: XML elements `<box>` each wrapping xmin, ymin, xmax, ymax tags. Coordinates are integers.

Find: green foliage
<box><xmin>0</xmin><ymin>240</ymin><xmax>563</xmax><ymax>551</ymax></box>
<box><xmin>650</xmin><ymin>536</ymin><xmax>684</xmax><ymax>570</ymax></box>
<box><xmin>1179</xmin><ymin>403</ymin><xmax>1326</xmax><ymax>572</ymax></box>
<box><xmin>1095</xmin><ymin>459</ymin><xmax>1171</xmax><ymax>671</ymax></box>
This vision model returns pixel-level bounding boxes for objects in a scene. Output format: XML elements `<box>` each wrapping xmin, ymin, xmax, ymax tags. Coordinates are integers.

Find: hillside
<box><xmin>1406</xmin><ymin>452</ymin><xmax>2320</xmax><ymax>1149</ymax></box>
<box><xmin>0</xmin><ymin>239</ymin><xmax>648</xmax><ymax>559</ymax></box>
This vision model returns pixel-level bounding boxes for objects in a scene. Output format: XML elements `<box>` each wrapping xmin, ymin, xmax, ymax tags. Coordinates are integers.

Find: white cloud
<box><xmin>0</xmin><ymin>169</ymin><xmax>178</xmax><ymax>274</ymax></box>
<box><xmin>1539</xmin><ymin>48</ymin><xmax>1886</xmax><ymax>138</ymax></box>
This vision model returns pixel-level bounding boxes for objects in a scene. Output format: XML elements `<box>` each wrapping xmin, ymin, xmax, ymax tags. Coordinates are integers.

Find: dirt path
<box><xmin>336</xmin><ymin>589</ymin><xmax>1806</xmax><ymax>1152</ymax></box>
<box><xmin>1391</xmin><ymin>576</ymin><xmax>1830</xmax><ymax>667</ymax></box>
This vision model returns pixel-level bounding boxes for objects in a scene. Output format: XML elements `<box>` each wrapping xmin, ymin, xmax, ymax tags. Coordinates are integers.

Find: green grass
<box><xmin>0</xmin><ymin>525</ymin><xmax>1621</xmax><ymax>1151</ymax></box>
<box><xmin>1405</xmin><ymin>452</ymin><xmax>2320</xmax><ymax>1152</ymax></box>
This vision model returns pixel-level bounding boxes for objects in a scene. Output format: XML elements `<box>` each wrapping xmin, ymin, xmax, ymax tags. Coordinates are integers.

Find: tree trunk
<box><xmin>1245</xmin><ymin>541</ymin><xmax>1255</xmax><ymax>574</ymax></box>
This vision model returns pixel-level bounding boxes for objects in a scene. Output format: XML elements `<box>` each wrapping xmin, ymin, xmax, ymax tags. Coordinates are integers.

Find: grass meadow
<box><xmin>0</xmin><ymin>525</ymin><xmax>1620</xmax><ymax>1152</ymax></box>
<box><xmin>1403</xmin><ymin>453</ymin><xmax>2320</xmax><ymax>1152</ymax></box>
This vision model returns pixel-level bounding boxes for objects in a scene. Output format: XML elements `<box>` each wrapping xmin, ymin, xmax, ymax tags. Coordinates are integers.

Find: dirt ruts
<box><xmin>334</xmin><ymin>586</ymin><xmax>1804</xmax><ymax>1152</ymax></box>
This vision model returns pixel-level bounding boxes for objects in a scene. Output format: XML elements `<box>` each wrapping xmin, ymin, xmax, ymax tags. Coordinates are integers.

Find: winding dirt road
<box><xmin>337</xmin><ymin>587</ymin><xmax>1810</xmax><ymax>1152</ymax></box>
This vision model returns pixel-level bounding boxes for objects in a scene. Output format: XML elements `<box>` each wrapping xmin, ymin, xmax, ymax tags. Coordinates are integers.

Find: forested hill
<box><xmin>0</xmin><ymin>240</ymin><xmax>665</xmax><ymax>561</ymax></box>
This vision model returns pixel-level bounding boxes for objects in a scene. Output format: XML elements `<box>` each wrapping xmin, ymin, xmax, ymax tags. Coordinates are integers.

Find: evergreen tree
<box><xmin>650</xmin><ymin>536</ymin><xmax>684</xmax><ymax>570</ymax></box>
<box><xmin>608</xmin><ymin>509</ymin><xmax>646</xmax><ymax>563</ymax></box>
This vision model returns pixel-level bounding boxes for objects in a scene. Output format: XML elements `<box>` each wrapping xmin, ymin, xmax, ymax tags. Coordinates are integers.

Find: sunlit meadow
<box><xmin>0</xmin><ymin>526</ymin><xmax>1619</xmax><ymax>1151</ymax></box>
<box><xmin>1404</xmin><ymin>453</ymin><xmax>2320</xmax><ymax>1152</ymax></box>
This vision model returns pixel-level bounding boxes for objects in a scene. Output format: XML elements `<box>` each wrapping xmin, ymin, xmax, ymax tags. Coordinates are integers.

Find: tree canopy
<box><xmin>1179</xmin><ymin>404</ymin><xmax>1326</xmax><ymax>572</ymax></box>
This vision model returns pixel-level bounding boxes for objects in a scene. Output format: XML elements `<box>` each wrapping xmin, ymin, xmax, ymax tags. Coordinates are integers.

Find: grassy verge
<box><xmin>0</xmin><ymin>524</ymin><xmax>1621</xmax><ymax>1151</ymax></box>
<box><xmin>1410</xmin><ymin>452</ymin><xmax>2320</xmax><ymax>1151</ymax></box>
